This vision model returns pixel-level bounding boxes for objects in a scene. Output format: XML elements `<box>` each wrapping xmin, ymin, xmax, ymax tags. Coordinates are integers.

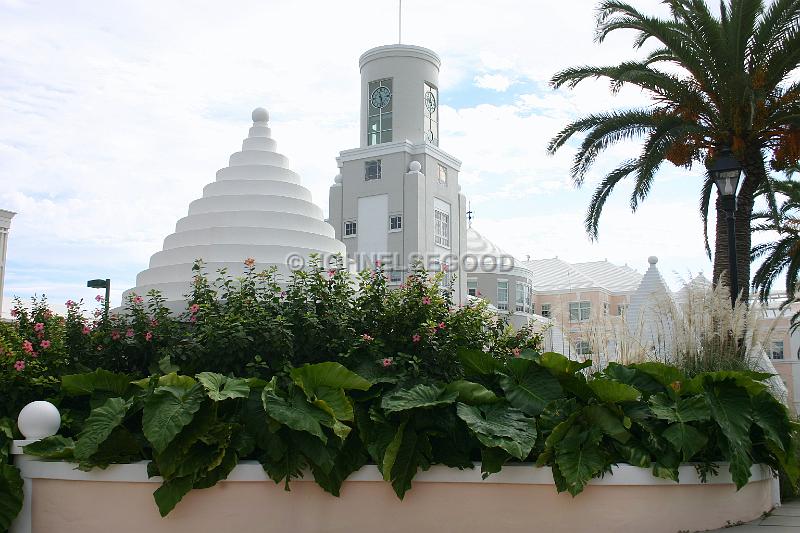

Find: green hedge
<box><xmin>6</xmin><ymin>352</ymin><xmax>798</xmax><ymax>521</ymax></box>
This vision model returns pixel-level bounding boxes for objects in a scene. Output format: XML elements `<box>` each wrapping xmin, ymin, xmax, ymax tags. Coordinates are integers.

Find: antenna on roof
<box><xmin>466</xmin><ymin>201</ymin><xmax>473</xmax><ymax>227</ymax></box>
<box><xmin>398</xmin><ymin>0</ymin><xmax>402</xmax><ymax>43</ymax></box>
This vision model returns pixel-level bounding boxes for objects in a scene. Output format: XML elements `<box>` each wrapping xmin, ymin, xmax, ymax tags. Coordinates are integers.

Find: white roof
<box><xmin>522</xmin><ymin>258</ymin><xmax>642</xmax><ymax>293</ymax></box>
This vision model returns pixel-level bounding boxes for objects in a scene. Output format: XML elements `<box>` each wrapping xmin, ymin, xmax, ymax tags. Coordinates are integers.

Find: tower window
<box><xmin>424</xmin><ymin>82</ymin><xmax>439</xmax><ymax>146</ymax></box>
<box><xmin>344</xmin><ymin>220</ymin><xmax>357</xmax><ymax>237</ymax></box>
<box><xmin>541</xmin><ymin>303</ymin><xmax>551</xmax><ymax>318</ymax></box>
<box><xmin>389</xmin><ymin>214</ymin><xmax>402</xmax><ymax>231</ymax></box>
<box><xmin>368</xmin><ymin>78</ymin><xmax>393</xmax><ymax>146</ymax></box>
<box><xmin>575</xmin><ymin>340</ymin><xmax>592</xmax><ymax>356</ymax></box>
<box><xmin>437</xmin><ymin>164</ymin><xmax>447</xmax><ymax>185</ymax></box>
<box><xmin>434</xmin><ymin>208</ymin><xmax>450</xmax><ymax>248</ymax></box>
<box><xmin>365</xmin><ymin>160</ymin><xmax>382</xmax><ymax>181</ymax></box>
<box><xmin>771</xmin><ymin>341</ymin><xmax>785</xmax><ymax>360</ymax></box>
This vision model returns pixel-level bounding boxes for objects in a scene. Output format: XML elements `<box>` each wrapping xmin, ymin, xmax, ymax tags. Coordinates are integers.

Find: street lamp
<box><xmin>87</xmin><ymin>278</ymin><xmax>111</xmax><ymax>320</ymax></box>
<box><xmin>710</xmin><ymin>145</ymin><xmax>743</xmax><ymax>307</ymax></box>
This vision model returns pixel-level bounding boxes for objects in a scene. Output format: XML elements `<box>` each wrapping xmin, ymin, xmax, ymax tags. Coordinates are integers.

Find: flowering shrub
<box><xmin>0</xmin><ymin>260</ymin><xmax>796</xmax><ymax>527</ymax></box>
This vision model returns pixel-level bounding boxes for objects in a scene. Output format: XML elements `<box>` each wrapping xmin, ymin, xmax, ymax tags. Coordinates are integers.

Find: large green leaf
<box><xmin>445</xmin><ymin>380</ymin><xmax>499</xmax><ymax>405</ymax></box>
<box><xmin>381</xmin><ymin>421</ymin><xmax>432</xmax><ymax>499</ymax></box>
<box><xmin>554</xmin><ymin>425</ymin><xmax>605</xmax><ymax>496</ymax></box>
<box><xmin>290</xmin><ymin>362</ymin><xmax>372</xmax><ymax>392</ymax></box>
<box><xmin>153</xmin><ymin>475</ymin><xmax>194</xmax><ymax>517</ymax></box>
<box><xmin>143</xmin><ymin>384</ymin><xmax>206</xmax><ymax>453</ymax></box>
<box><xmin>381</xmin><ymin>384</ymin><xmax>458</xmax><ymax>414</ymax></box>
<box><xmin>75</xmin><ymin>397</ymin><xmax>133</xmax><ymax>461</ymax></box>
<box><xmin>153</xmin><ymin>403</ymin><xmax>215</xmax><ymax>479</ymax></box>
<box><xmin>196</xmin><ymin>372</ymin><xmax>250</xmax><ymax>401</ymax></box>
<box><xmin>23</xmin><ymin>435</ymin><xmax>75</xmax><ymax>459</ymax></box>
<box><xmin>133</xmin><ymin>373</ymin><xmax>197</xmax><ymax>390</ymax></box>
<box><xmin>629</xmin><ymin>362</ymin><xmax>686</xmax><ymax>389</ymax></box>
<box><xmin>310</xmin><ymin>433</ymin><xmax>368</xmax><ymax>496</ymax></box>
<box><xmin>456</xmin><ymin>403</ymin><xmax>537</xmax><ymax>460</ymax></box>
<box><xmin>480</xmin><ymin>447</ymin><xmax>510</xmax><ymax>478</ymax></box>
<box><xmin>603</xmin><ymin>363</ymin><xmax>665</xmax><ymax>395</ymax></box>
<box><xmin>457</xmin><ymin>347</ymin><xmax>502</xmax><ymax>376</ymax></box>
<box><xmin>62</xmin><ymin>369</ymin><xmax>134</xmax><ymax>397</ymax></box>
<box><xmin>704</xmin><ymin>380</ymin><xmax>752</xmax><ymax>449</ymax></box>
<box><xmin>662</xmin><ymin>422</ymin><xmax>707</xmax><ymax>461</ymax></box>
<box><xmin>587</xmin><ymin>378</ymin><xmax>640</xmax><ymax>403</ymax></box>
<box><xmin>538</xmin><ymin>352</ymin><xmax>591</xmax><ymax>375</ymax></box>
<box><xmin>751</xmin><ymin>391</ymin><xmax>792</xmax><ymax>452</ymax></box>
<box><xmin>583</xmin><ymin>404</ymin><xmax>630</xmax><ymax>443</ymax></box>
<box><xmin>499</xmin><ymin>358</ymin><xmax>563</xmax><ymax>416</ymax></box>
<box><xmin>262</xmin><ymin>387</ymin><xmax>332</xmax><ymax>444</ymax></box>
<box><xmin>649</xmin><ymin>394</ymin><xmax>710</xmax><ymax>423</ymax></box>
<box><xmin>0</xmin><ymin>463</ymin><xmax>23</xmax><ymax>531</ymax></box>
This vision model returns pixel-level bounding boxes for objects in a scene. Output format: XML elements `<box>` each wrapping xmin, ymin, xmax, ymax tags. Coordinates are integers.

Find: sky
<box><xmin>0</xmin><ymin>0</ymin><xmax>773</xmax><ymax>316</ymax></box>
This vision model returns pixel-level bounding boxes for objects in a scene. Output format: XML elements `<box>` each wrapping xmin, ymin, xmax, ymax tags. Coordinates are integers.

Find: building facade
<box><xmin>0</xmin><ymin>210</ymin><xmax>16</xmax><ymax>317</ymax></box>
<box><xmin>328</xmin><ymin>45</ymin><xmax>468</xmax><ymax>301</ymax></box>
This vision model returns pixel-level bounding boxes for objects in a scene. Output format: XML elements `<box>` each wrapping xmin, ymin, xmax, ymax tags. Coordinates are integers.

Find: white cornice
<box><xmin>359</xmin><ymin>45</ymin><xmax>441</xmax><ymax>70</ymax></box>
<box><xmin>337</xmin><ymin>140</ymin><xmax>462</xmax><ymax>171</ymax></box>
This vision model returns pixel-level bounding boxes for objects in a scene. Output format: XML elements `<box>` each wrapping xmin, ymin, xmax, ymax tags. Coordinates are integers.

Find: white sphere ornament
<box><xmin>252</xmin><ymin>107</ymin><xmax>269</xmax><ymax>123</ymax></box>
<box><xmin>409</xmin><ymin>161</ymin><xmax>422</xmax><ymax>172</ymax></box>
<box><xmin>17</xmin><ymin>401</ymin><xmax>61</xmax><ymax>440</ymax></box>
<box><xmin>648</xmin><ymin>256</ymin><xmax>659</xmax><ymax>265</ymax></box>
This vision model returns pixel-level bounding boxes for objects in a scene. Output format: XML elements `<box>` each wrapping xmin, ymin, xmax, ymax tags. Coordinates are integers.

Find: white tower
<box><xmin>123</xmin><ymin>108</ymin><xmax>345</xmax><ymax>309</ymax></box>
<box><xmin>0</xmin><ymin>210</ymin><xmax>15</xmax><ymax>317</ymax></box>
<box><xmin>329</xmin><ymin>45</ymin><xmax>468</xmax><ymax>301</ymax></box>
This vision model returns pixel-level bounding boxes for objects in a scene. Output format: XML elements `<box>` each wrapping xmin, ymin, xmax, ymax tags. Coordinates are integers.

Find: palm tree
<box><xmin>547</xmin><ymin>0</ymin><xmax>800</xmax><ymax>300</ymax></box>
<box><xmin>752</xmin><ymin>177</ymin><xmax>800</xmax><ymax>301</ymax></box>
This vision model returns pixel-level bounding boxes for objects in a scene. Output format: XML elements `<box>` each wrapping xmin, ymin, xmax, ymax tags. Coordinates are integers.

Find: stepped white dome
<box><xmin>122</xmin><ymin>108</ymin><xmax>346</xmax><ymax>307</ymax></box>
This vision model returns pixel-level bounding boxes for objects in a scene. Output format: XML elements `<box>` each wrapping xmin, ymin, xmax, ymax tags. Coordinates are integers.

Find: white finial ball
<box><xmin>409</xmin><ymin>161</ymin><xmax>422</xmax><ymax>172</ymax></box>
<box><xmin>648</xmin><ymin>256</ymin><xmax>658</xmax><ymax>265</ymax></box>
<box><xmin>17</xmin><ymin>401</ymin><xmax>61</xmax><ymax>440</ymax></box>
<box><xmin>334</xmin><ymin>174</ymin><xmax>342</xmax><ymax>184</ymax></box>
<box><xmin>252</xmin><ymin>108</ymin><xmax>269</xmax><ymax>123</ymax></box>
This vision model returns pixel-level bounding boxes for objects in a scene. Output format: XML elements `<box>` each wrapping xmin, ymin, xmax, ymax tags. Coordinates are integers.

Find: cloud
<box><xmin>474</xmin><ymin>73</ymin><xmax>515</xmax><ymax>92</ymax></box>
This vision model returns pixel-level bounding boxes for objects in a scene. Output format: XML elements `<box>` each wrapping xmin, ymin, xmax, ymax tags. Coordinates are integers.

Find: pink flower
<box><xmin>30</xmin><ymin>351</ymin><xmax>38</xmax><ymax>358</ymax></box>
<box><xmin>82</xmin><ymin>326</ymin><xmax>91</xmax><ymax>335</ymax></box>
<box><xmin>14</xmin><ymin>360</ymin><xmax>25</xmax><ymax>371</ymax></box>
<box><xmin>22</xmin><ymin>340</ymin><xmax>33</xmax><ymax>353</ymax></box>
<box><xmin>189</xmin><ymin>304</ymin><xmax>200</xmax><ymax>314</ymax></box>
<box><xmin>40</xmin><ymin>340</ymin><xmax>51</xmax><ymax>349</ymax></box>
<box><xmin>126</xmin><ymin>328</ymin><xmax>134</xmax><ymax>338</ymax></box>
<box><xmin>189</xmin><ymin>315</ymin><xmax>197</xmax><ymax>323</ymax></box>
<box><xmin>150</xmin><ymin>319</ymin><xmax>158</xmax><ymax>328</ymax></box>
<box><xmin>399</xmin><ymin>284</ymin><xmax>406</xmax><ymax>289</ymax></box>
<box><xmin>422</xmin><ymin>297</ymin><xmax>432</xmax><ymax>305</ymax></box>
<box><xmin>375</xmin><ymin>260</ymin><xmax>382</xmax><ymax>268</ymax></box>
<box><xmin>477</xmin><ymin>291</ymin><xmax>482</xmax><ymax>297</ymax></box>
<box><xmin>438</xmin><ymin>322</ymin><xmax>445</xmax><ymax>329</ymax></box>
<box><xmin>10</xmin><ymin>309</ymin><xmax>19</xmax><ymax>317</ymax></box>
<box><xmin>412</xmin><ymin>334</ymin><xmax>421</xmax><ymax>343</ymax></box>
<box><xmin>95</xmin><ymin>295</ymin><xmax>104</xmax><ymax>302</ymax></box>
<box><xmin>244</xmin><ymin>257</ymin><xmax>256</xmax><ymax>268</ymax></box>
<box><xmin>111</xmin><ymin>330</ymin><xmax>121</xmax><ymax>341</ymax></box>
<box><xmin>328</xmin><ymin>269</ymin><xmax>337</xmax><ymax>278</ymax></box>
<box><xmin>362</xmin><ymin>333</ymin><xmax>374</xmax><ymax>342</ymax></box>
<box><xmin>65</xmin><ymin>299</ymin><xmax>76</xmax><ymax>308</ymax></box>
<box><xmin>512</xmin><ymin>348</ymin><xmax>521</xmax><ymax>358</ymax></box>
<box><xmin>34</xmin><ymin>322</ymin><xmax>44</xmax><ymax>332</ymax></box>
<box><xmin>145</xmin><ymin>331</ymin><xmax>153</xmax><ymax>342</ymax></box>
<box><xmin>382</xmin><ymin>358</ymin><xmax>393</xmax><ymax>367</ymax></box>
<box><xmin>442</xmin><ymin>264</ymin><xmax>449</xmax><ymax>272</ymax></box>
<box><xmin>133</xmin><ymin>296</ymin><xmax>144</xmax><ymax>304</ymax></box>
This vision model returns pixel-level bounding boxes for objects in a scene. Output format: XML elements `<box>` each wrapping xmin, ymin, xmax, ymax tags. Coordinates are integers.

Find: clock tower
<box><xmin>329</xmin><ymin>44</ymin><xmax>468</xmax><ymax>302</ymax></box>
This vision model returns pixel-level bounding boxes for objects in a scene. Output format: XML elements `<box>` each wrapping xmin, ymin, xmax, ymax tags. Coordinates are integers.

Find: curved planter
<box><xmin>10</xmin><ymin>441</ymin><xmax>777</xmax><ymax>533</ymax></box>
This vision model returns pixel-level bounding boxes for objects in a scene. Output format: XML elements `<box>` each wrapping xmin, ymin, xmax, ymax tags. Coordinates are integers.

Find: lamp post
<box><xmin>87</xmin><ymin>278</ymin><xmax>111</xmax><ymax>320</ymax></box>
<box><xmin>710</xmin><ymin>146</ymin><xmax>743</xmax><ymax>308</ymax></box>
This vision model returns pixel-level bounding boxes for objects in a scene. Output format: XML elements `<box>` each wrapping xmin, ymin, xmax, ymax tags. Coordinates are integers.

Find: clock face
<box><xmin>370</xmin><ymin>86</ymin><xmax>392</xmax><ymax>109</ymax></box>
<box><xmin>425</xmin><ymin>91</ymin><xmax>437</xmax><ymax>114</ymax></box>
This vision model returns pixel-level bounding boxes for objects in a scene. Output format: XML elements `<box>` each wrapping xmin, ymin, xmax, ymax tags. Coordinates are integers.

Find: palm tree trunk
<box><xmin>712</xmin><ymin>145</ymin><xmax>765</xmax><ymax>302</ymax></box>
